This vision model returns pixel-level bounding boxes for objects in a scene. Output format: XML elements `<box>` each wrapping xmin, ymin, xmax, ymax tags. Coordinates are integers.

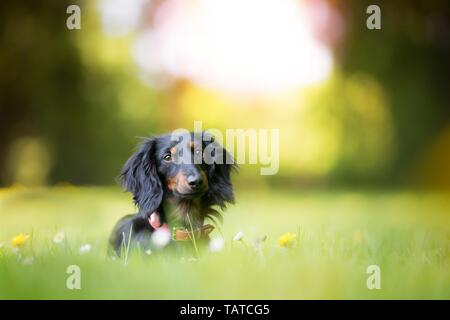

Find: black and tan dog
<box><xmin>110</xmin><ymin>132</ymin><xmax>236</xmax><ymax>256</ymax></box>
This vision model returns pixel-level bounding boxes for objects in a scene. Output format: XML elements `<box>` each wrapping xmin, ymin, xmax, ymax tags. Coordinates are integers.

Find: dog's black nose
<box><xmin>187</xmin><ymin>174</ymin><xmax>203</xmax><ymax>189</ymax></box>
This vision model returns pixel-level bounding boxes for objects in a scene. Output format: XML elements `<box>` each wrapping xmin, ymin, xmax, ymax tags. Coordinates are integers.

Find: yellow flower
<box><xmin>11</xmin><ymin>233</ymin><xmax>30</xmax><ymax>248</ymax></box>
<box><xmin>278</xmin><ymin>232</ymin><xmax>296</xmax><ymax>247</ymax></box>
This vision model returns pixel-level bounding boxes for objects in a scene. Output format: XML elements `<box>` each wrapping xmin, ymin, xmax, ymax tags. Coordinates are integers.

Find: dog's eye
<box><xmin>163</xmin><ymin>154</ymin><xmax>172</xmax><ymax>161</ymax></box>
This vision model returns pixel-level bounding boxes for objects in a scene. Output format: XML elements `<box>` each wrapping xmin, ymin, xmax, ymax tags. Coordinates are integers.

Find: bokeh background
<box><xmin>1</xmin><ymin>0</ymin><xmax>450</xmax><ymax>300</ymax></box>
<box><xmin>1</xmin><ymin>0</ymin><xmax>449</xmax><ymax>190</ymax></box>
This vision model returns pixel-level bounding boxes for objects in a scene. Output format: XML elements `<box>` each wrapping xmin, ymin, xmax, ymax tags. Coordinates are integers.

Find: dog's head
<box><xmin>119</xmin><ymin>132</ymin><xmax>236</xmax><ymax>219</ymax></box>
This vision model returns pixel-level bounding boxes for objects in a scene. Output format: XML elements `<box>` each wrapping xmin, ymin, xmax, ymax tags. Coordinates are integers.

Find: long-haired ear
<box><xmin>204</xmin><ymin>137</ymin><xmax>237</xmax><ymax>209</ymax></box>
<box><xmin>118</xmin><ymin>138</ymin><xmax>163</xmax><ymax>217</ymax></box>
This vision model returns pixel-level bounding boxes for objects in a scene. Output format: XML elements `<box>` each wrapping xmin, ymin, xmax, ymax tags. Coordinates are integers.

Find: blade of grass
<box><xmin>124</xmin><ymin>225</ymin><xmax>133</xmax><ymax>265</ymax></box>
<box><xmin>186</xmin><ymin>214</ymin><xmax>200</xmax><ymax>258</ymax></box>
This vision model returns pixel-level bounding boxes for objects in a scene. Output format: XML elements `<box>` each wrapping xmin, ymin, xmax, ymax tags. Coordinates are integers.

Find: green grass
<box><xmin>0</xmin><ymin>185</ymin><xmax>449</xmax><ymax>299</ymax></box>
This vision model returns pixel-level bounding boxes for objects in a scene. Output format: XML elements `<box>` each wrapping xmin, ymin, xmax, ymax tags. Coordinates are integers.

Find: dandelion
<box><xmin>278</xmin><ymin>232</ymin><xmax>296</xmax><ymax>248</ymax></box>
<box><xmin>151</xmin><ymin>228</ymin><xmax>171</xmax><ymax>248</ymax></box>
<box><xmin>79</xmin><ymin>244</ymin><xmax>92</xmax><ymax>254</ymax></box>
<box><xmin>11</xmin><ymin>233</ymin><xmax>30</xmax><ymax>248</ymax></box>
<box><xmin>209</xmin><ymin>236</ymin><xmax>225</xmax><ymax>252</ymax></box>
<box><xmin>233</xmin><ymin>231</ymin><xmax>244</xmax><ymax>241</ymax></box>
<box><xmin>53</xmin><ymin>231</ymin><xmax>66</xmax><ymax>244</ymax></box>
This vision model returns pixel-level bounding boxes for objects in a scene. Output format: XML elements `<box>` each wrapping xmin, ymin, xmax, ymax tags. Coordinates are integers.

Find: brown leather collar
<box><xmin>148</xmin><ymin>211</ymin><xmax>214</xmax><ymax>241</ymax></box>
<box><xmin>172</xmin><ymin>224</ymin><xmax>215</xmax><ymax>241</ymax></box>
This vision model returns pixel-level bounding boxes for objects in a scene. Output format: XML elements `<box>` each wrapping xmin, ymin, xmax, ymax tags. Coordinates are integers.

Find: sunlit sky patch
<box><xmin>99</xmin><ymin>0</ymin><xmax>335</xmax><ymax>97</ymax></box>
<box><xmin>97</xmin><ymin>0</ymin><xmax>147</xmax><ymax>37</ymax></box>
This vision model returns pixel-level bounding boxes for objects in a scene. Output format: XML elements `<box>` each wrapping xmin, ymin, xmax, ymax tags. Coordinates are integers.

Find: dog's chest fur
<box><xmin>164</xmin><ymin>197</ymin><xmax>205</xmax><ymax>228</ymax></box>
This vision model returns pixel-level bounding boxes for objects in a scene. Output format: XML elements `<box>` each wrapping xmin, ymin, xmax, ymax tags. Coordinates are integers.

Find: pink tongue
<box><xmin>149</xmin><ymin>212</ymin><xmax>161</xmax><ymax>229</ymax></box>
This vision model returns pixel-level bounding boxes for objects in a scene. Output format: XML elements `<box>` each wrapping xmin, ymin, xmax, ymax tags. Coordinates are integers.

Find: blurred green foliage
<box><xmin>0</xmin><ymin>1</ymin><xmax>449</xmax><ymax>187</ymax></box>
<box><xmin>0</xmin><ymin>1</ymin><xmax>165</xmax><ymax>185</ymax></box>
<box><xmin>341</xmin><ymin>1</ymin><xmax>450</xmax><ymax>187</ymax></box>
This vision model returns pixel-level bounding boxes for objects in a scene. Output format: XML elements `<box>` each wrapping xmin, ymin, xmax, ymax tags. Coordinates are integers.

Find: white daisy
<box><xmin>79</xmin><ymin>243</ymin><xmax>92</xmax><ymax>254</ymax></box>
<box><xmin>233</xmin><ymin>231</ymin><xmax>244</xmax><ymax>241</ymax></box>
<box><xmin>209</xmin><ymin>236</ymin><xmax>225</xmax><ymax>252</ymax></box>
<box><xmin>151</xmin><ymin>228</ymin><xmax>171</xmax><ymax>248</ymax></box>
<box><xmin>53</xmin><ymin>231</ymin><xmax>66</xmax><ymax>244</ymax></box>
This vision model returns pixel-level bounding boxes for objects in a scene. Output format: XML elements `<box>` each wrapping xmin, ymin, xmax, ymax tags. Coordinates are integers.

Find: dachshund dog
<box><xmin>109</xmin><ymin>131</ymin><xmax>236</xmax><ymax>256</ymax></box>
